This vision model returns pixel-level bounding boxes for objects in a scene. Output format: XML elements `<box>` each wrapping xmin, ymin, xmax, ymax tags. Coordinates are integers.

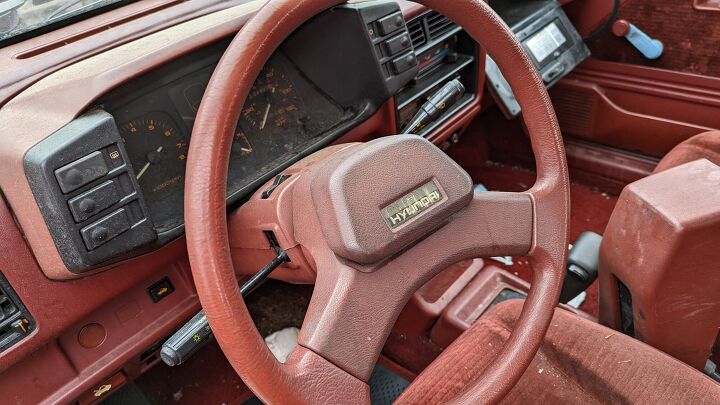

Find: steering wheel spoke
<box><xmin>436</xmin><ymin>191</ymin><xmax>535</xmax><ymax>258</ymax></box>
<box><xmin>295</xmin><ymin>189</ymin><xmax>534</xmax><ymax>382</ymax></box>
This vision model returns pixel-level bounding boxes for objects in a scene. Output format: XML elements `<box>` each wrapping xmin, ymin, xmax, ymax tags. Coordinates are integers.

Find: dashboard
<box><xmin>19</xmin><ymin>1</ymin><xmax>429</xmax><ymax>275</ymax></box>
<box><xmin>7</xmin><ymin>0</ymin><xmax>584</xmax><ymax>278</ymax></box>
<box><xmin>103</xmin><ymin>44</ymin><xmax>351</xmax><ymax>233</ymax></box>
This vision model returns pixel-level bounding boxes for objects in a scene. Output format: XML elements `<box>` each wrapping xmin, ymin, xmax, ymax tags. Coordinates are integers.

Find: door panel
<box><xmin>551</xmin><ymin>59</ymin><xmax>720</xmax><ymax>157</ymax></box>
<box><xmin>554</xmin><ymin>0</ymin><xmax>720</xmax><ymax>159</ymax></box>
<box><xmin>585</xmin><ymin>0</ymin><xmax>720</xmax><ymax>76</ymax></box>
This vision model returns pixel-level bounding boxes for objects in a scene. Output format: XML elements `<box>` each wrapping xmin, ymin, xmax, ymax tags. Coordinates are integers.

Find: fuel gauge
<box><xmin>232</xmin><ymin>131</ymin><xmax>253</xmax><ymax>156</ymax></box>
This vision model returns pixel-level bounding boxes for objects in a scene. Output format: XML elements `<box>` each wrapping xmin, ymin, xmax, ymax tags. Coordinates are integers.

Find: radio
<box><xmin>416</xmin><ymin>35</ymin><xmax>459</xmax><ymax>77</ymax></box>
<box><xmin>486</xmin><ymin>0</ymin><xmax>589</xmax><ymax>117</ymax></box>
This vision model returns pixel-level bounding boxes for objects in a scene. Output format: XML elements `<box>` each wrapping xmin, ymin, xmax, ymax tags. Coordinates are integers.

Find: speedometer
<box><xmin>241</xmin><ymin>66</ymin><xmax>303</xmax><ymax>133</ymax></box>
<box><xmin>119</xmin><ymin>112</ymin><xmax>188</xmax><ymax>229</ymax></box>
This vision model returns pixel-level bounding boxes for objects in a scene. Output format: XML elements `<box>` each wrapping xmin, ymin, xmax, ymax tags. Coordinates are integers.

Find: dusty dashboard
<box><xmin>23</xmin><ymin>0</ymin><xmax>421</xmax><ymax>274</ymax></box>
<box><xmin>103</xmin><ymin>43</ymin><xmax>351</xmax><ymax>234</ymax></box>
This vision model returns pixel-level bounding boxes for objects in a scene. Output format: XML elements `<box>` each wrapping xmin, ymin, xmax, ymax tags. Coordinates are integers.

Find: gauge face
<box><xmin>241</xmin><ymin>67</ymin><xmax>303</xmax><ymax>132</ymax></box>
<box><xmin>119</xmin><ymin>112</ymin><xmax>188</xmax><ymax>229</ymax></box>
<box><xmin>235</xmin><ymin>66</ymin><xmax>306</xmax><ymax>157</ymax></box>
<box><xmin>224</xmin><ymin>64</ymin><xmax>311</xmax><ymax>189</ymax></box>
<box><xmin>109</xmin><ymin>52</ymin><xmax>348</xmax><ymax>236</ymax></box>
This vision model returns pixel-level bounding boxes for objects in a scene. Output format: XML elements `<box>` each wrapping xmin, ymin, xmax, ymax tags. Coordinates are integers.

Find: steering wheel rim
<box><xmin>185</xmin><ymin>0</ymin><xmax>570</xmax><ymax>403</ymax></box>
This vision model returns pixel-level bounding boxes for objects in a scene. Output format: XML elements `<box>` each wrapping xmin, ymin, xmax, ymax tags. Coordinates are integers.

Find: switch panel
<box><xmin>24</xmin><ymin>110</ymin><xmax>156</xmax><ymax>274</ymax></box>
<box><xmin>367</xmin><ymin>7</ymin><xmax>419</xmax><ymax>81</ymax></box>
<box><xmin>280</xmin><ymin>1</ymin><xmax>417</xmax><ymax>111</ymax></box>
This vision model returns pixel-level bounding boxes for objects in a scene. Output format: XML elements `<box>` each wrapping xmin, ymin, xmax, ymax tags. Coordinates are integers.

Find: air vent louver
<box><xmin>407</xmin><ymin>19</ymin><xmax>426</xmax><ymax>49</ymax></box>
<box><xmin>426</xmin><ymin>11</ymin><xmax>454</xmax><ymax>40</ymax></box>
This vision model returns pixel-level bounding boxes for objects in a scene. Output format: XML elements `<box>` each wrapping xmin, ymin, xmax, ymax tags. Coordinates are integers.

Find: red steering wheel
<box><xmin>185</xmin><ymin>0</ymin><xmax>569</xmax><ymax>403</ymax></box>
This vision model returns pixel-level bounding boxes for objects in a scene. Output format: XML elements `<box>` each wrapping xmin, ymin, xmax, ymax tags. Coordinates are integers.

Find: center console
<box><xmin>394</xmin><ymin>11</ymin><xmax>478</xmax><ymax>136</ymax></box>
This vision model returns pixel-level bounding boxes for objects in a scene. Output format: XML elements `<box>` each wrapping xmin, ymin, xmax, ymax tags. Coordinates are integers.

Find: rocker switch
<box><xmin>68</xmin><ymin>180</ymin><xmax>121</xmax><ymax>222</ymax></box>
<box><xmin>54</xmin><ymin>151</ymin><xmax>108</xmax><ymax>194</ymax></box>
<box><xmin>80</xmin><ymin>208</ymin><xmax>131</xmax><ymax>250</ymax></box>
<box><xmin>376</xmin><ymin>12</ymin><xmax>405</xmax><ymax>36</ymax></box>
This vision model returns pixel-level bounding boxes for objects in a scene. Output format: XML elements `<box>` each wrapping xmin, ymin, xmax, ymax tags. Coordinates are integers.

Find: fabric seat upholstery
<box><xmin>397</xmin><ymin>300</ymin><xmax>720</xmax><ymax>404</ymax></box>
<box><xmin>654</xmin><ymin>131</ymin><xmax>720</xmax><ymax>173</ymax></box>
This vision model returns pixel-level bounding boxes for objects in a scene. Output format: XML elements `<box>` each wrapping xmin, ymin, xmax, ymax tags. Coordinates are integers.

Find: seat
<box><xmin>397</xmin><ymin>300</ymin><xmax>720</xmax><ymax>404</ymax></box>
<box><xmin>654</xmin><ymin>131</ymin><xmax>720</xmax><ymax>173</ymax></box>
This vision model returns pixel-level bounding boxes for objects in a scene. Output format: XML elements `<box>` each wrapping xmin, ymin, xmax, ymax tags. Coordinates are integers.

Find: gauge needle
<box><xmin>259</xmin><ymin>87</ymin><xmax>276</xmax><ymax>130</ymax></box>
<box><xmin>260</xmin><ymin>103</ymin><xmax>271</xmax><ymax>130</ymax></box>
<box><xmin>136</xmin><ymin>146</ymin><xmax>163</xmax><ymax>180</ymax></box>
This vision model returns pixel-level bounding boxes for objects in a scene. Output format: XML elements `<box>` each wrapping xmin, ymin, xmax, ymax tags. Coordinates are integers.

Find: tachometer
<box><xmin>119</xmin><ymin>112</ymin><xmax>188</xmax><ymax>229</ymax></box>
<box><xmin>239</xmin><ymin>66</ymin><xmax>306</xmax><ymax>139</ymax></box>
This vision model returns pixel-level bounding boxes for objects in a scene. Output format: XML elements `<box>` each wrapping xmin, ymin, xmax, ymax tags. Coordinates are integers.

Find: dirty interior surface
<box><xmin>129</xmin><ymin>154</ymin><xmax>618</xmax><ymax>398</ymax></box>
<box><xmin>132</xmin><ymin>280</ymin><xmax>312</xmax><ymax>404</ymax></box>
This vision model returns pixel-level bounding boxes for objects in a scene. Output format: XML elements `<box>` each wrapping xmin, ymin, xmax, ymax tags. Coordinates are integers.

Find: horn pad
<box><xmin>309</xmin><ymin>135</ymin><xmax>473</xmax><ymax>265</ymax></box>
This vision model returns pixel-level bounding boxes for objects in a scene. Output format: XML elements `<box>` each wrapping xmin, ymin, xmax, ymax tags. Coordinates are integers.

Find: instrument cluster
<box><xmin>106</xmin><ymin>51</ymin><xmax>350</xmax><ymax>233</ymax></box>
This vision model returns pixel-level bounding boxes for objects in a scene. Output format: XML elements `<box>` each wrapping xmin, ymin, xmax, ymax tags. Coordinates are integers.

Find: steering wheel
<box><xmin>185</xmin><ymin>0</ymin><xmax>569</xmax><ymax>403</ymax></box>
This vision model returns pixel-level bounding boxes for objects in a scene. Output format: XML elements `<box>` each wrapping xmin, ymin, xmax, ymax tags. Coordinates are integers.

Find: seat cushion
<box><xmin>396</xmin><ymin>300</ymin><xmax>720</xmax><ymax>404</ymax></box>
<box><xmin>654</xmin><ymin>131</ymin><xmax>720</xmax><ymax>173</ymax></box>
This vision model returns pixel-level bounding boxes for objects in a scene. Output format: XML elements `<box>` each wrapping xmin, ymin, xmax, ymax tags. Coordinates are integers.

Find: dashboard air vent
<box><xmin>407</xmin><ymin>19</ymin><xmax>426</xmax><ymax>49</ymax></box>
<box><xmin>426</xmin><ymin>11</ymin><xmax>455</xmax><ymax>40</ymax></box>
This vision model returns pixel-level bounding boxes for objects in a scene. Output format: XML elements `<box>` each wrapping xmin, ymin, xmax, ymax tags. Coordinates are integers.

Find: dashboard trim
<box><xmin>0</xmin><ymin>0</ymin><xmax>254</xmax><ymax>106</ymax></box>
<box><xmin>0</xmin><ymin>0</ymin><xmax>480</xmax><ymax>281</ymax></box>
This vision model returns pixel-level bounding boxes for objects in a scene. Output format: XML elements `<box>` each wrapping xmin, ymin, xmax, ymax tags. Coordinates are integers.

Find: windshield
<box><xmin>0</xmin><ymin>0</ymin><xmax>128</xmax><ymax>43</ymax></box>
